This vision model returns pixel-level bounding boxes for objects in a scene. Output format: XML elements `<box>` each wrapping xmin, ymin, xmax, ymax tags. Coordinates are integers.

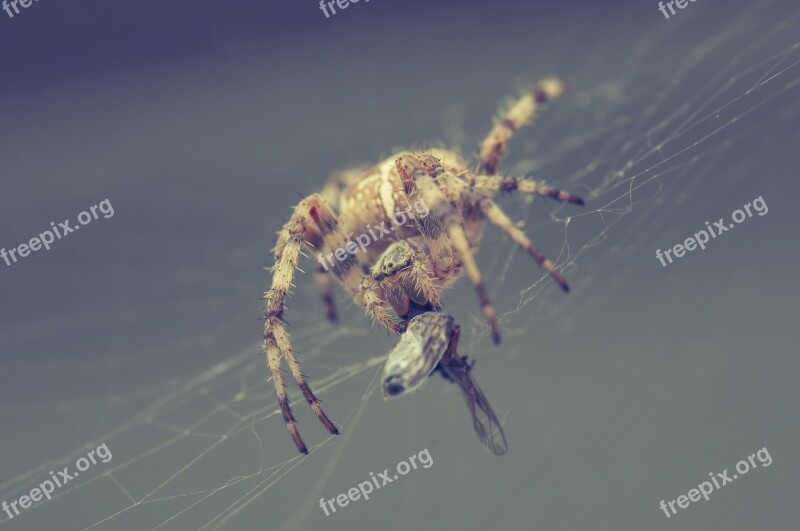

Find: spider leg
<box><xmin>479</xmin><ymin>78</ymin><xmax>567</xmax><ymax>175</ymax></box>
<box><xmin>314</xmin><ymin>252</ymin><xmax>405</xmax><ymax>343</ymax></box>
<box><xmin>263</xmin><ymin>194</ymin><xmax>410</xmax><ymax>453</ymax></box>
<box><xmin>314</xmin><ymin>263</ymin><xmax>337</xmax><ymax>322</ymax></box>
<box><xmin>356</xmin><ymin>275</ymin><xmax>405</xmax><ymax>333</ymax></box>
<box><xmin>395</xmin><ymin>190</ymin><xmax>453</xmax><ymax>273</ymax></box>
<box><xmin>473</xmin><ymin>175</ymin><xmax>584</xmax><ymax>206</ymax></box>
<box><xmin>309</xmin><ymin>224</ymin><xmax>404</xmax><ymax>335</ymax></box>
<box><xmin>447</xmin><ymin>222</ymin><xmax>502</xmax><ymax>343</ymax></box>
<box><xmin>265</xmin><ymin>194</ymin><xmax>401</xmax><ymax>454</ymax></box>
<box><xmin>395</xmin><ymin>154</ymin><xmax>459</xmax><ymax>271</ymax></box>
<box><xmin>396</xmin><ymin>154</ymin><xmax>502</xmax><ymax>343</ymax></box>
<box><xmin>265</xmin><ymin>194</ymin><xmax>343</xmax><ymax>453</ymax></box>
<box><xmin>477</xmin><ymin>197</ymin><xmax>570</xmax><ymax>292</ymax></box>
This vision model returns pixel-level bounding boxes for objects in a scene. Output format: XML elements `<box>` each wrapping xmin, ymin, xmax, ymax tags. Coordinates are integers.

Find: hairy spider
<box><xmin>263</xmin><ymin>78</ymin><xmax>584</xmax><ymax>454</ymax></box>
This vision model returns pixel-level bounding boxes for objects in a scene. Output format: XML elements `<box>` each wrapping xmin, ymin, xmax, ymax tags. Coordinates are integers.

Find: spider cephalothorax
<box><xmin>263</xmin><ymin>78</ymin><xmax>584</xmax><ymax>454</ymax></box>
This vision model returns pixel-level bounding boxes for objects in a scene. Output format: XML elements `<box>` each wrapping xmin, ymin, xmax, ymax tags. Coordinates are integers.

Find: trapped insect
<box><xmin>263</xmin><ymin>78</ymin><xmax>584</xmax><ymax>454</ymax></box>
<box><xmin>383</xmin><ymin>312</ymin><xmax>508</xmax><ymax>455</ymax></box>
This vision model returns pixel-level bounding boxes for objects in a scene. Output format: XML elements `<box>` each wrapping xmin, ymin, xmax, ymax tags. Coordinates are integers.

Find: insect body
<box><xmin>383</xmin><ymin>311</ymin><xmax>508</xmax><ymax>455</ymax></box>
<box><xmin>382</xmin><ymin>312</ymin><xmax>454</xmax><ymax>398</ymax></box>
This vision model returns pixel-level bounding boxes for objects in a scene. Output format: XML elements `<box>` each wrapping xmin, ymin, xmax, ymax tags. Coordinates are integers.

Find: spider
<box><xmin>263</xmin><ymin>78</ymin><xmax>584</xmax><ymax>454</ymax></box>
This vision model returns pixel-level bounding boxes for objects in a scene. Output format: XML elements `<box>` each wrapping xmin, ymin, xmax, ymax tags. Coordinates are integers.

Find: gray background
<box><xmin>1</xmin><ymin>0</ymin><xmax>798</xmax><ymax>530</ymax></box>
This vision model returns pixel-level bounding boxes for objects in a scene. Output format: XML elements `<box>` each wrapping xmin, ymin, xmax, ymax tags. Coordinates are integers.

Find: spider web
<box><xmin>1</xmin><ymin>1</ymin><xmax>799</xmax><ymax>530</ymax></box>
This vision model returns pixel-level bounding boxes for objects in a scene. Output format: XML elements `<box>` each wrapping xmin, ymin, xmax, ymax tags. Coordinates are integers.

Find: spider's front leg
<box><xmin>479</xmin><ymin>78</ymin><xmax>567</xmax><ymax>175</ymax></box>
<box><xmin>264</xmin><ymin>194</ymin><xmax>344</xmax><ymax>454</ymax></box>
<box><xmin>265</xmin><ymin>194</ymin><xmax>401</xmax><ymax>454</ymax></box>
<box><xmin>396</xmin><ymin>154</ymin><xmax>503</xmax><ymax>343</ymax></box>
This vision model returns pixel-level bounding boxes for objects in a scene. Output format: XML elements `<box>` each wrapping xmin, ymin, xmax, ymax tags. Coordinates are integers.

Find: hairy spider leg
<box><xmin>314</xmin><ymin>262</ymin><xmax>337</xmax><ymax>322</ymax></box>
<box><xmin>472</xmin><ymin>174</ymin><xmax>584</xmax><ymax>206</ymax></box>
<box><xmin>479</xmin><ymin>78</ymin><xmax>567</xmax><ymax>175</ymax></box>
<box><xmin>265</xmin><ymin>194</ymin><xmax>401</xmax><ymax>453</ymax></box>
<box><xmin>396</xmin><ymin>154</ymin><xmax>502</xmax><ymax>343</ymax></box>
<box><xmin>477</xmin><ymin>197</ymin><xmax>571</xmax><ymax>292</ymax></box>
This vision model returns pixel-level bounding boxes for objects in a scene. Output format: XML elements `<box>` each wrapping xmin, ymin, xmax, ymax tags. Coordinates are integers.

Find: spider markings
<box><xmin>263</xmin><ymin>78</ymin><xmax>584</xmax><ymax>454</ymax></box>
<box><xmin>378</xmin><ymin>178</ymin><xmax>397</xmax><ymax>219</ymax></box>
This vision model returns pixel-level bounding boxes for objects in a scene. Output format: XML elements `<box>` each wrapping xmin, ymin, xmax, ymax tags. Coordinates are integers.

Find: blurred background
<box><xmin>1</xmin><ymin>0</ymin><xmax>799</xmax><ymax>529</ymax></box>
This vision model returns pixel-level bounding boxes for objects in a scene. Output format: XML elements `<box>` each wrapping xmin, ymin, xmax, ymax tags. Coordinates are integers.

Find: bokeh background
<box><xmin>1</xmin><ymin>0</ymin><xmax>798</xmax><ymax>529</ymax></box>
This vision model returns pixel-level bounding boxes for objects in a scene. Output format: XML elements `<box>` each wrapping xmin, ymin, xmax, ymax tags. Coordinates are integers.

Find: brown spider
<box><xmin>263</xmin><ymin>78</ymin><xmax>584</xmax><ymax>454</ymax></box>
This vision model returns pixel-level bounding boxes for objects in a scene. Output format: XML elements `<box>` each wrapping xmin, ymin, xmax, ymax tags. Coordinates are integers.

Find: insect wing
<box><xmin>441</xmin><ymin>357</ymin><xmax>508</xmax><ymax>456</ymax></box>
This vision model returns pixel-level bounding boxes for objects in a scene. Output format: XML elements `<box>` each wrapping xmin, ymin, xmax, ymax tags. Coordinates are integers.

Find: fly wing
<box><xmin>440</xmin><ymin>356</ymin><xmax>508</xmax><ymax>456</ymax></box>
